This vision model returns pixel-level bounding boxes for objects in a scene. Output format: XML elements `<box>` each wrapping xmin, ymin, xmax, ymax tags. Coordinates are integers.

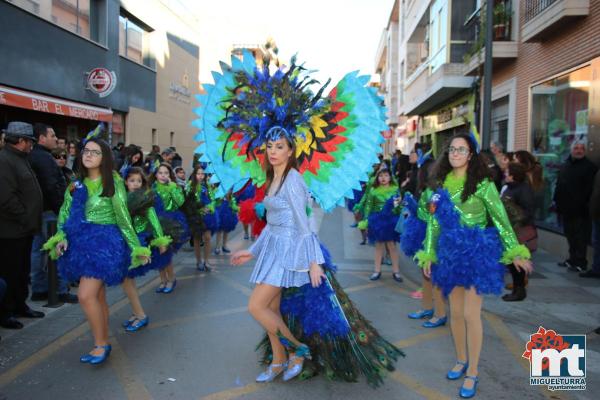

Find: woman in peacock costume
<box><xmin>400</xmin><ymin>148</ymin><xmax>447</xmax><ymax>329</ymax></box>
<box><xmin>121</xmin><ymin>167</ymin><xmax>172</xmax><ymax>332</ymax></box>
<box><xmin>358</xmin><ymin>167</ymin><xmax>403</xmax><ymax>282</ymax></box>
<box><xmin>185</xmin><ymin>164</ymin><xmax>217</xmax><ymax>271</ymax></box>
<box><xmin>214</xmin><ymin>190</ymin><xmax>239</xmax><ymax>255</ymax></box>
<box><xmin>415</xmin><ymin>132</ymin><xmax>533</xmax><ymax>398</ymax></box>
<box><xmin>43</xmin><ymin>136</ymin><xmax>150</xmax><ymax>365</ymax></box>
<box><xmin>194</xmin><ymin>51</ymin><xmax>402</xmax><ymax>387</ymax></box>
<box><xmin>150</xmin><ymin>163</ymin><xmax>190</xmax><ymax>293</ymax></box>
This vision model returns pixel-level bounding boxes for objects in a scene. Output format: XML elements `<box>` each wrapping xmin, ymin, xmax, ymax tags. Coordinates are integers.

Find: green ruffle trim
<box><xmin>357</xmin><ymin>220</ymin><xmax>368</xmax><ymax>230</ymax></box>
<box><xmin>207</xmin><ymin>202</ymin><xmax>216</xmax><ymax>213</ymax></box>
<box><xmin>130</xmin><ymin>246</ymin><xmax>152</xmax><ymax>268</ymax></box>
<box><xmin>414</xmin><ymin>250</ymin><xmax>437</xmax><ymax>269</ymax></box>
<box><xmin>500</xmin><ymin>244</ymin><xmax>531</xmax><ymax>265</ymax></box>
<box><xmin>150</xmin><ymin>236</ymin><xmax>172</xmax><ymax>248</ymax></box>
<box><xmin>42</xmin><ymin>231</ymin><xmax>67</xmax><ymax>260</ymax></box>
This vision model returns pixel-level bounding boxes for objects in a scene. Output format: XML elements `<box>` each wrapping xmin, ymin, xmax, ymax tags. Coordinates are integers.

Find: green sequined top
<box><xmin>353</xmin><ymin>175</ymin><xmax>376</xmax><ymax>214</ymax></box>
<box><xmin>362</xmin><ymin>185</ymin><xmax>399</xmax><ymax>218</ymax></box>
<box><xmin>154</xmin><ymin>182</ymin><xmax>185</xmax><ymax>211</ymax></box>
<box><xmin>416</xmin><ymin>172</ymin><xmax>530</xmax><ymax>267</ymax></box>
<box><xmin>44</xmin><ymin>173</ymin><xmax>150</xmax><ymax>264</ymax></box>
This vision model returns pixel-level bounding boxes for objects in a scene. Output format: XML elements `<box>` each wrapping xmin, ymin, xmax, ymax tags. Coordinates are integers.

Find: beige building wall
<box><xmin>127</xmin><ymin>37</ymin><xmax>200</xmax><ymax>171</ymax></box>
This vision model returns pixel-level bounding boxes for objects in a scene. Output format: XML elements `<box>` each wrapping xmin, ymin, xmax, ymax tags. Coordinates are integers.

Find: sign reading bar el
<box><xmin>0</xmin><ymin>85</ymin><xmax>113</xmax><ymax>122</ymax></box>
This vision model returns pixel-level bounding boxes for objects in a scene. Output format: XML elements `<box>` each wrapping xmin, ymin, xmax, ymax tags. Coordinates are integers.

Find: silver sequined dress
<box><xmin>249</xmin><ymin>169</ymin><xmax>325</xmax><ymax>287</ymax></box>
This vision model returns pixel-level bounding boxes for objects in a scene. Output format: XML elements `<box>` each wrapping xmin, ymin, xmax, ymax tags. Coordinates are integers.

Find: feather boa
<box><xmin>367</xmin><ymin>197</ymin><xmax>400</xmax><ymax>243</ymax></box>
<box><xmin>216</xmin><ymin>199</ymin><xmax>239</xmax><ymax>232</ymax></box>
<box><xmin>399</xmin><ymin>193</ymin><xmax>427</xmax><ymax>257</ymax></box>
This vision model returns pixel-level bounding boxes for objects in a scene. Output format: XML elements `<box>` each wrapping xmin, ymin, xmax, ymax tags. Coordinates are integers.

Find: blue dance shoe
<box><xmin>283</xmin><ymin>344</ymin><xmax>311</xmax><ymax>382</ymax></box>
<box><xmin>408</xmin><ymin>309</ymin><xmax>433</xmax><ymax>319</ymax></box>
<box><xmin>163</xmin><ymin>280</ymin><xmax>177</xmax><ymax>294</ymax></box>
<box><xmin>221</xmin><ymin>247</ymin><xmax>231</xmax><ymax>254</ymax></box>
<box><xmin>447</xmin><ymin>361</ymin><xmax>469</xmax><ymax>380</ymax></box>
<box><xmin>459</xmin><ymin>376</ymin><xmax>479</xmax><ymax>398</ymax></box>
<box><xmin>81</xmin><ymin>345</ymin><xmax>112</xmax><ymax>364</ymax></box>
<box><xmin>122</xmin><ymin>314</ymin><xmax>136</xmax><ymax>328</ymax></box>
<box><xmin>422</xmin><ymin>316</ymin><xmax>447</xmax><ymax>328</ymax></box>
<box><xmin>155</xmin><ymin>283</ymin><xmax>167</xmax><ymax>293</ymax></box>
<box><xmin>255</xmin><ymin>362</ymin><xmax>287</xmax><ymax>383</ymax></box>
<box><xmin>125</xmin><ymin>316</ymin><xmax>149</xmax><ymax>332</ymax></box>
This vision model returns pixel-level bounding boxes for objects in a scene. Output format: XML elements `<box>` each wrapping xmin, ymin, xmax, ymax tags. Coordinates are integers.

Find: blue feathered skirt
<box><xmin>367</xmin><ymin>198</ymin><xmax>400</xmax><ymax>244</ymax></box>
<box><xmin>430</xmin><ymin>189</ymin><xmax>505</xmax><ymax>296</ymax></box>
<box><xmin>216</xmin><ymin>201</ymin><xmax>238</xmax><ymax>232</ymax></box>
<box><xmin>203</xmin><ymin>211</ymin><xmax>219</xmax><ymax>234</ymax></box>
<box><xmin>126</xmin><ymin>232</ymin><xmax>172</xmax><ymax>278</ymax></box>
<box><xmin>346</xmin><ymin>188</ymin><xmax>364</xmax><ymax>212</ymax></box>
<box><xmin>257</xmin><ymin>243</ymin><xmax>403</xmax><ymax>387</ymax></box>
<box><xmin>399</xmin><ymin>193</ymin><xmax>427</xmax><ymax>257</ymax></box>
<box><xmin>58</xmin><ymin>183</ymin><xmax>130</xmax><ymax>286</ymax></box>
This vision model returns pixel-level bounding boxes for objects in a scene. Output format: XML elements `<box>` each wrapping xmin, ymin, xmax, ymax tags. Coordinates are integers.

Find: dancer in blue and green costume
<box><xmin>121</xmin><ymin>167</ymin><xmax>172</xmax><ymax>332</ymax></box>
<box><xmin>43</xmin><ymin>137</ymin><xmax>150</xmax><ymax>365</ymax></box>
<box><xmin>353</xmin><ymin>167</ymin><xmax>377</xmax><ymax>245</ymax></box>
<box><xmin>185</xmin><ymin>164</ymin><xmax>218</xmax><ymax>271</ymax></box>
<box><xmin>359</xmin><ymin>167</ymin><xmax>402</xmax><ymax>282</ymax></box>
<box><xmin>150</xmin><ymin>163</ymin><xmax>190</xmax><ymax>293</ymax></box>
<box><xmin>415</xmin><ymin>133</ymin><xmax>532</xmax><ymax>398</ymax></box>
<box><xmin>214</xmin><ymin>190</ymin><xmax>239</xmax><ymax>255</ymax></box>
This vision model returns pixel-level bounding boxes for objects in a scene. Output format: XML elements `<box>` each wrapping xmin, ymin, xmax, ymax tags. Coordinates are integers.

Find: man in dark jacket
<box><xmin>0</xmin><ymin>122</ymin><xmax>45</xmax><ymax>329</ymax></box>
<box><xmin>554</xmin><ymin>140</ymin><xmax>599</xmax><ymax>272</ymax></box>
<box><xmin>580</xmin><ymin>170</ymin><xmax>600</xmax><ymax>278</ymax></box>
<box><xmin>28</xmin><ymin>124</ymin><xmax>76</xmax><ymax>303</ymax></box>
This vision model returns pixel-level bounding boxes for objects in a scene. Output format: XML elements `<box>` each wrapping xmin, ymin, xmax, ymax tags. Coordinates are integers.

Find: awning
<box><xmin>0</xmin><ymin>85</ymin><xmax>113</xmax><ymax>122</ymax></box>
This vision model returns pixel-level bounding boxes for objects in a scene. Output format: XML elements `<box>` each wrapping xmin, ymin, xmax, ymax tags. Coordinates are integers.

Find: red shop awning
<box><xmin>0</xmin><ymin>85</ymin><xmax>113</xmax><ymax>122</ymax></box>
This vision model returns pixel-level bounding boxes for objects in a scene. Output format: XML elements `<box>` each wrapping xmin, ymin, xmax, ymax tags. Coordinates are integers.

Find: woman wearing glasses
<box><xmin>52</xmin><ymin>148</ymin><xmax>76</xmax><ymax>183</ymax></box>
<box><xmin>415</xmin><ymin>133</ymin><xmax>533</xmax><ymax>398</ymax></box>
<box><xmin>44</xmin><ymin>138</ymin><xmax>150</xmax><ymax>365</ymax></box>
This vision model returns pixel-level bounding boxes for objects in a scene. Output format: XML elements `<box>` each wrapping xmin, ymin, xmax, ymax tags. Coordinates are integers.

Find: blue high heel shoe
<box><xmin>163</xmin><ymin>280</ymin><xmax>177</xmax><ymax>294</ymax></box>
<box><xmin>422</xmin><ymin>316</ymin><xmax>447</xmax><ymax>328</ymax></box>
<box><xmin>155</xmin><ymin>283</ymin><xmax>167</xmax><ymax>293</ymax></box>
<box><xmin>447</xmin><ymin>361</ymin><xmax>469</xmax><ymax>380</ymax></box>
<box><xmin>80</xmin><ymin>345</ymin><xmax>111</xmax><ymax>364</ymax></box>
<box><xmin>459</xmin><ymin>376</ymin><xmax>479</xmax><ymax>398</ymax></box>
<box><xmin>283</xmin><ymin>344</ymin><xmax>311</xmax><ymax>381</ymax></box>
<box><xmin>125</xmin><ymin>316</ymin><xmax>149</xmax><ymax>332</ymax></box>
<box><xmin>255</xmin><ymin>362</ymin><xmax>287</xmax><ymax>383</ymax></box>
<box><xmin>122</xmin><ymin>315</ymin><xmax>136</xmax><ymax>328</ymax></box>
<box><xmin>408</xmin><ymin>309</ymin><xmax>434</xmax><ymax>319</ymax></box>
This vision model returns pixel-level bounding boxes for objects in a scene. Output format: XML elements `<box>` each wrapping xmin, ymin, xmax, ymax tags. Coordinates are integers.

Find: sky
<box><xmin>176</xmin><ymin>0</ymin><xmax>395</xmax><ymax>86</ymax></box>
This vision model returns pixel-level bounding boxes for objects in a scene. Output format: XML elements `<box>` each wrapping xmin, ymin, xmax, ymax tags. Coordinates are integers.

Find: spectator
<box><xmin>52</xmin><ymin>148</ymin><xmax>76</xmax><ymax>183</ymax></box>
<box><xmin>149</xmin><ymin>145</ymin><xmax>160</xmax><ymax>159</ymax></box>
<box><xmin>501</xmin><ymin>163</ymin><xmax>537</xmax><ymax>301</ymax></box>
<box><xmin>490</xmin><ymin>141</ymin><xmax>504</xmax><ymax>164</ymax></box>
<box><xmin>554</xmin><ymin>140</ymin><xmax>598</xmax><ymax>272</ymax></box>
<box><xmin>481</xmin><ymin>150</ymin><xmax>503</xmax><ymax>191</ymax></box>
<box><xmin>57</xmin><ymin>137</ymin><xmax>67</xmax><ymax>150</ymax></box>
<box><xmin>112</xmin><ymin>142</ymin><xmax>126</xmax><ymax>170</ymax></box>
<box><xmin>0</xmin><ymin>122</ymin><xmax>45</xmax><ymax>329</ymax></box>
<box><xmin>161</xmin><ymin>147</ymin><xmax>175</xmax><ymax>165</ymax></box>
<box><xmin>66</xmin><ymin>140</ymin><xmax>78</xmax><ymax>170</ymax></box>
<box><xmin>174</xmin><ymin>166</ymin><xmax>186</xmax><ymax>188</ymax></box>
<box><xmin>400</xmin><ymin>147</ymin><xmax>418</xmax><ymax>195</ymax></box>
<box><xmin>580</xmin><ymin>170</ymin><xmax>600</xmax><ymax>278</ymax></box>
<box><xmin>171</xmin><ymin>147</ymin><xmax>183</xmax><ymax>169</ymax></box>
<box><xmin>514</xmin><ymin>150</ymin><xmax>544</xmax><ymax>192</ymax></box>
<box><xmin>29</xmin><ymin>124</ymin><xmax>77</xmax><ymax>304</ymax></box>
<box><xmin>118</xmin><ymin>144</ymin><xmax>144</xmax><ymax>176</ymax></box>
<box><xmin>0</xmin><ymin>131</ymin><xmax>5</xmax><ymax>150</ymax></box>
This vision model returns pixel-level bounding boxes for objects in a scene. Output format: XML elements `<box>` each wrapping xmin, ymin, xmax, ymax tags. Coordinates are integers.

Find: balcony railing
<box><xmin>463</xmin><ymin>1</ymin><xmax>513</xmax><ymax>63</ymax></box>
<box><xmin>524</xmin><ymin>0</ymin><xmax>558</xmax><ymax>22</ymax></box>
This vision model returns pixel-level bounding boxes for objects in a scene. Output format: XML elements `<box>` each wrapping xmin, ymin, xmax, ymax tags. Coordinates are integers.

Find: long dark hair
<box><xmin>373</xmin><ymin>168</ymin><xmax>394</xmax><ymax>188</ymax></box>
<box><xmin>188</xmin><ymin>165</ymin><xmax>207</xmax><ymax>195</ymax></box>
<box><xmin>428</xmin><ymin>133</ymin><xmax>492</xmax><ymax>202</ymax></box>
<box><xmin>124</xmin><ymin>145</ymin><xmax>144</xmax><ymax>167</ymax></box>
<box><xmin>264</xmin><ymin>137</ymin><xmax>298</xmax><ymax>196</ymax></box>
<box><xmin>149</xmin><ymin>163</ymin><xmax>176</xmax><ymax>186</ymax></box>
<box><xmin>124</xmin><ymin>166</ymin><xmax>149</xmax><ymax>191</ymax></box>
<box><xmin>514</xmin><ymin>150</ymin><xmax>544</xmax><ymax>191</ymax></box>
<box><xmin>77</xmin><ymin>137</ymin><xmax>115</xmax><ymax>197</ymax></box>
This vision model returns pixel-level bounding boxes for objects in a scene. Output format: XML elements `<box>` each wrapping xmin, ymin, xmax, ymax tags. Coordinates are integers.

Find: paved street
<box><xmin>0</xmin><ymin>207</ymin><xmax>598</xmax><ymax>400</ymax></box>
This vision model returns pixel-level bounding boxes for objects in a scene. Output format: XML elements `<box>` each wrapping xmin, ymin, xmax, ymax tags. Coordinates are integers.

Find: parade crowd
<box><xmin>0</xmin><ymin>118</ymin><xmax>598</xmax><ymax>392</ymax></box>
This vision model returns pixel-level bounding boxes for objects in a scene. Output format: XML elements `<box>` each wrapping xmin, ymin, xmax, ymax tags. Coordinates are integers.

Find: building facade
<box><xmin>0</xmin><ymin>0</ymin><xmax>200</xmax><ymax>167</ymax></box>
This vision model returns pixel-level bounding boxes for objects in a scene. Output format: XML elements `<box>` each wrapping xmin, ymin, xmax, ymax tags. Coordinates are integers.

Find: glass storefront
<box><xmin>530</xmin><ymin>65</ymin><xmax>591</xmax><ymax>231</ymax></box>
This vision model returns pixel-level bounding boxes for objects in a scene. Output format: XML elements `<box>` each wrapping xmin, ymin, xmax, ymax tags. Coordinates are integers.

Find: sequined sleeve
<box><xmin>282</xmin><ymin>170</ymin><xmax>325</xmax><ymax>267</ymax></box>
<box><xmin>415</xmin><ymin>190</ymin><xmax>439</xmax><ymax>267</ymax></box>
<box><xmin>169</xmin><ymin>182</ymin><xmax>185</xmax><ymax>209</ymax></box>
<box><xmin>478</xmin><ymin>180</ymin><xmax>531</xmax><ymax>263</ymax></box>
<box><xmin>43</xmin><ymin>185</ymin><xmax>72</xmax><ymax>259</ymax></box>
<box><xmin>147</xmin><ymin>206</ymin><xmax>172</xmax><ymax>248</ymax></box>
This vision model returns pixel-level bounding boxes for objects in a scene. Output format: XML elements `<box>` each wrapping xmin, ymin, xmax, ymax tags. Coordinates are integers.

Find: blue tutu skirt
<box><xmin>59</xmin><ymin>222</ymin><xmax>130</xmax><ymax>286</ymax></box>
<box><xmin>203</xmin><ymin>211</ymin><xmax>219</xmax><ymax>234</ymax></box>
<box><xmin>399</xmin><ymin>194</ymin><xmax>426</xmax><ymax>257</ymax></box>
<box><xmin>216</xmin><ymin>201</ymin><xmax>238</xmax><ymax>232</ymax></box>
<box><xmin>126</xmin><ymin>233</ymin><xmax>172</xmax><ymax>278</ymax></box>
<box><xmin>430</xmin><ymin>189</ymin><xmax>505</xmax><ymax>296</ymax></box>
<box><xmin>346</xmin><ymin>188</ymin><xmax>364</xmax><ymax>212</ymax></box>
<box><xmin>367</xmin><ymin>198</ymin><xmax>399</xmax><ymax>244</ymax></box>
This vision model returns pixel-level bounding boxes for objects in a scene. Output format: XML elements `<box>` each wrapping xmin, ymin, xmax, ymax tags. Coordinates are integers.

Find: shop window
<box><xmin>7</xmin><ymin>0</ymin><xmax>106</xmax><ymax>45</ymax></box>
<box><xmin>530</xmin><ymin>65</ymin><xmax>591</xmax><ymax>231</ymax></box>
<box><xmin>119</xmin><ymin>10</ymin><xmax>153</xmax><ymax>68</ymax></box>
<box><xmin>491</xmin><ymin>96</ymin><xmax>509</xmax><ymax>150</ymax></box>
